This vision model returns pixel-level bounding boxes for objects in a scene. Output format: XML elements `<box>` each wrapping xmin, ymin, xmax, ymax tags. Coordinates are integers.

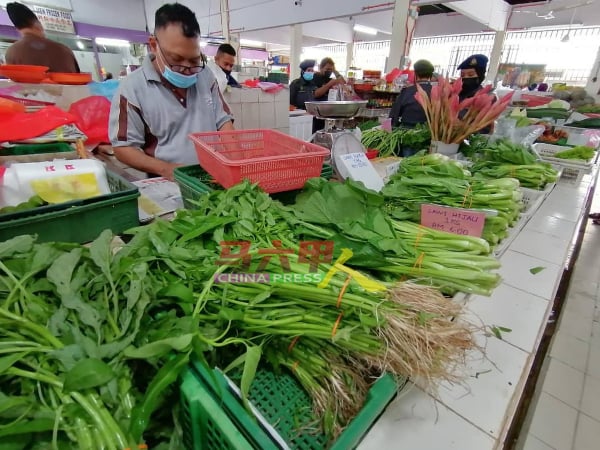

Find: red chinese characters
<box><xmin>217</xmin><ymin>240</ymin><xmax>334</xmax><ymax>272</ymax></box>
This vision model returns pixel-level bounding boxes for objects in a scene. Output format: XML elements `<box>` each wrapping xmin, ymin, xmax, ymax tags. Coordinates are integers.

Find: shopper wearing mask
<box><xmin>388</xmin><ymin>59</ymin><xmax>435</xmax><ymax>157</ymax></box>
<box><xmin>289</xmin><ymin>59</ymin><xmax>317</xmax><ymax>109</ymax></box>
<box><xmin>457</xmin><ymin>54</ymin><xmax>495</xmax><ymax>133</ymax></box>
<box><xmin>5</xmin><ymin>2</ymin><xmax>80</xmax><ymax>73</ymax></box>
<box><xmin>313</xmin><ymin>57</ymin><xmax>346</xmax><ymax>101</ymax></box>
<box><xmin>457</xmin><ymin>54</ymin><xmax>489</xmax><ymax>101</ymax></box>
<box><xmin>389</xmin><ymin>59</ymin><xmax>434</xmax><ymax>129</ymax></box>
<box><xmin>207</xmin><ymin>43</ymin><xmax>241</xmax><ymax>93</ymax></box>
<box><xmin>108</xmin><ymin>3</ymin><xmax>233</xmax><ymax>181</ymax></box>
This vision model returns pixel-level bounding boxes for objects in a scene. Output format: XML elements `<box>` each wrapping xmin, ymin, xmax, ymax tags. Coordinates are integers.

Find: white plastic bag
<box><xmin>490</xmin><ymin>118</ymin><xmax>544</xmax><ymax>147</ymax></box>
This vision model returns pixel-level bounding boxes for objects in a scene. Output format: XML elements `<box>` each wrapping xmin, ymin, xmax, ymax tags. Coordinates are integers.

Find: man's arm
<box><xmin>314</xmin><ymin>78</ymin><xmax>343</xmax><ymax>99</ymax></box>
<box><xmin>219</xmin><ymin>121</ymin><xmax>234</xmax><ymax>131</ymax></box>
<box><xmin>113</xmin><ymin>146</ymin><xmax>182</xmax><ymax>180</ymax></box>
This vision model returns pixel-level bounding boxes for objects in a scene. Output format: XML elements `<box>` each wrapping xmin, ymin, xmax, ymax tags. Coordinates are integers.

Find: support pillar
<box><xmin>486</xmin><ymin>30</ymin><xmax>506</xmax><ymax>85</ymax></box>
<box><xmin>585</xmin><ymin>45</ymin><xmax>600</xmax><ymax>100</ymax></box>
<box><xmin>345</xmin><ymin>42</ymin><xmax>354</xmax><ymax>75</ymax></box>
<box><xmin>220</xmin><ymin>0</ymin><xmax>230</xmax><ymax>42</ymax></box>
<box><xmin>289</xmin><ymin>24</ymin><xmax>303</xmax><ymax>82</ymax></box>
<box><xmin>386</xmin><ymin>0</ymin><xmax>413</xmax><ymax>73</ymax></box>
<box><xmin>91</xmin><ymin>40</ymin><xmax>103</xmax><ymax>81</ymax></box>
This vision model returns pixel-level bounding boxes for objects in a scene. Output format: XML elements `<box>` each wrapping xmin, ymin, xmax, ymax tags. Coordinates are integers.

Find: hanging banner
<box><xmin>30</xmin><ymin>4</ymin><xmax>75</xmax><ymax>34</ymax></box>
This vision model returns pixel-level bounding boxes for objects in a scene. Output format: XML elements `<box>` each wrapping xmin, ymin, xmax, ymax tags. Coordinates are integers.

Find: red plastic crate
<box><xmin>189</xmin><ymin>129</ymin><xmax>330</xmax><ymax>193</ymax></box>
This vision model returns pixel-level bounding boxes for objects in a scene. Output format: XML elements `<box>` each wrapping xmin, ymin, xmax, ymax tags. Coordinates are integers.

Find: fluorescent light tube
<box><xmin>353</xmin><ymin>24</ymin><xmax>378</xmax><ymax>35</ymax></box>
<box><xmin>240</xmin><ymin>39</ymin><xmax>264</xmax><ymax>47</ymax></box>
<box><xmin>95</xmin><ymin>38</ymin><xmax>131</xmax><ymax>48</ymax></box>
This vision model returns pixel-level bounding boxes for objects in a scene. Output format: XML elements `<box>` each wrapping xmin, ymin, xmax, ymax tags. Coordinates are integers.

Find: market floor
<box><xmin>516</xmin><ymin>192</ymin><xmax>600</xmax><ymax>450</ymax></box>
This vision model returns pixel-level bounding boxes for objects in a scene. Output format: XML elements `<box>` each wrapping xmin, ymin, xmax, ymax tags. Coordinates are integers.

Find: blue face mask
<box><xmin>302</xmin><ymin>72</ymin><xmax>314</xmax><ymax>81</ymax></box>
<box><xmin>163</xmin><ymin>65</ymin><xmax>198</xmax><ymax>88</ymax></box>
<box><xmin>157</xmin><ymin>48</ymin><xmax>198</xmax><ymax>88</ymax></box>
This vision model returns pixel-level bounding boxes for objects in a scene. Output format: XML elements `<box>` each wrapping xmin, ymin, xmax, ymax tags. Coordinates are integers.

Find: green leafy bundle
<box><xmin>287</xmin><ymin>178</ymin><xmax>501</xmax><ymax>296</ymax></box>
<box><xmin>382</xmin><ymin>153</ymin><xmax>523</xmax><ymax>247</ymax></box>
<box><xmin>361</xmin><ymin>125</ymin><xmax>431</xmax><ymax>157</ymax></box>
<box><xmin>469</xmin><ymin>140</ymin><xmax>558</xmax><ymax>190</ymax></box>
<box><xmin>553</xmin><ymin>145</ymin><xmax>595</xmax><ymax>161</ymax></box>
<box><xmin>0</xmin><ymin>182</ymin><xmax>478</xmax><ymax>447</ymax></box>
<box><xmin>0</xmin><ymin>234</ymin><xmax>188</xmax><ymax>450</ymax></box>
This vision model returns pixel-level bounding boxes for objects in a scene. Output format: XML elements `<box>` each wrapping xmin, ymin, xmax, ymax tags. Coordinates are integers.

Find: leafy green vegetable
<box><xmin>553</xmin><ymin>145</ymin><xmax>595</xmax><ymax>161</ymax></box>
<box><xmin>382</xmin><ymin>151</ymin><xmax>523</xmax><ymax>247</ymax></box>
<box><xmin>63</xmin><ymin>358</ymin><xmax>115</xmax><ymax>393</ymax></box>
<box><xmin>361</xmin><ymin>124</ymin><xmax>431</xmax><ymax>157</ymax></box>
<box><xmin>0</xmin><ymin>178</ymin><xmax>484</xmax><ymax>446</ymax></box>
<box><xmin>468</xmin><ymin>140</ymin><xmax>558</xmax><ymax>190</ymax></box>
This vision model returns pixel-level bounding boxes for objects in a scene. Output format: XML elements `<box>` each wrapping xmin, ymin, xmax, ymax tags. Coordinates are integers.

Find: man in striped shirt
<box><xmin>109</xmin><ymin>3</ymin><xmax>233</xmax><ymax>180</ymax></box>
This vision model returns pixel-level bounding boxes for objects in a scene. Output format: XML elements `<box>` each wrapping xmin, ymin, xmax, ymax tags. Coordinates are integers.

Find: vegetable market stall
<box><xmin>2</xmin><ymin>89</ymin><xmax>598</xmax><ymax>448</ymax></box>
<box><xmin>358</xmin><ymin>168</ymin><xmax>598</xmax><ymax>450</ymax></box>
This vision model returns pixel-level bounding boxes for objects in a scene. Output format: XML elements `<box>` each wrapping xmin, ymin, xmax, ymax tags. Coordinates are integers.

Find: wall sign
<box><xmin>420</xmin><ymin>203</ymin><xmax>486</xmax><ymax>237</ymax></box>
<box><xmin>31</xmin><ymin>4</ymin><xmax>75</xmax><ymax>34</ymax></box>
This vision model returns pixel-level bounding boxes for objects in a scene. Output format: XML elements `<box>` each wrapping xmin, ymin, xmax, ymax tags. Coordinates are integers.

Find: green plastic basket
<box><xmin>174</xmin><ymin>164</ymin><xmax>333</xmax><ymax>209</ymax></box>
<box><xmin>0</xmin><ymin>171</ymin><xmax>140</xmax><ymax>244</ymax></box>
<box><xmin>180</xmin><ymin>359</ymin><xmax>399</xmax><ymax>450</ymax></box>
<box><xmin>0</xmin><ymin>142</ymin><xmax>78</xmax><ymax>163</ymax></box>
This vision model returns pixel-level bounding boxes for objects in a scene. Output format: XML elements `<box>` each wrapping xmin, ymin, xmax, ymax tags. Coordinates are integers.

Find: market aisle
<box><xmin>516</xmin><ymin>197</ymin><xmax>600</xmax><ymax>450</ymax></box>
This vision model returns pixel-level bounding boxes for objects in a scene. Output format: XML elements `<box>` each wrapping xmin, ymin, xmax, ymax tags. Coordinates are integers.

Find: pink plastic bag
<box><xmin>257</xmin><ymin>82</ymin><xmax>284</xmax><ymax>94</ymax></box>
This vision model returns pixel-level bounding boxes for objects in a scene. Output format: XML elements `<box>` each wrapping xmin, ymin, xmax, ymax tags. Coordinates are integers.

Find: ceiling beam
<box><xmin>450</xmin><ymin>0</ymin><xmax>511</xmax><ymax>31</ymax></box>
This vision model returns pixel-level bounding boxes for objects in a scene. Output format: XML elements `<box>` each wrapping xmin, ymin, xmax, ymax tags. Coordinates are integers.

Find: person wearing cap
<box><xmin>389</xmin><ymin>59</ymin><xmax>434</xmax><ymax>133</ymax></box>
<box><xmin>457</xmin><ymin>54</ymin><xmax>495</xmax><ymax>133</ymax></box>
<box><xmin>457</xmin><ymin>54</ymin><xmax>489</xmax><ymax>101</ymax></box>
<box><xmin>289</xmin><ymin>59</ymin><xmax>317</xmax><ymax>110</ymax></box>
<box><xmin>290</xmin><ymin>59</ymin><xmax>328</xmax><ymax>132</ymax></box>
<box><xmin>4</xmin><ymin>2</ymin><xmax>80</xmax><ymax>73</ymax></box>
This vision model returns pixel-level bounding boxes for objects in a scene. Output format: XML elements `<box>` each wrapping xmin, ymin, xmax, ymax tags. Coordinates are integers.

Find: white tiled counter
<box><xmin>289</xmin><ymin>113</ymin><xmax>314</xmax><ymax>141</ymax></box>
<box><xmin>359</xmin><ymin>171</ymin><xmax>598</xmax><ymax>450</ymax></box>
<box><xmin>222</xmin><ymin>87</ymin><xmax>289</xmax><ymax>134</ymax></box>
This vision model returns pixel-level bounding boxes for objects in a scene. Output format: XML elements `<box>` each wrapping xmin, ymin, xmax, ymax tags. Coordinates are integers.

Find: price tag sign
<box><xmin>420</xmin><ymin>204</ymin><xmax>486</xmax><ymax>237</ymax></box>
<box><xmin>338</xmin><ymin>152</ymin><xmax>384</xmax><ymax>192</ymax></box>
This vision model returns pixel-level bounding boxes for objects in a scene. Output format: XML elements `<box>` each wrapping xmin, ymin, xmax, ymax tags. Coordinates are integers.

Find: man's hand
<box><xmin>113</xmin><ymin>146</ymin><xmax>183</xmax><ymax>181</ymax></box>
<box><xmin>157</xmin><ymin>162</ymin><xmax>184</xmax><ymax>181</ymax></box>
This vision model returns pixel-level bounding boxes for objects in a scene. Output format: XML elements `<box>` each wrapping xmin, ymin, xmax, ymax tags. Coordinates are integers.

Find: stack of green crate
<box><xmin>174</xmin><ymin>164</ymin><xmax>333</xmax><ymax>209</ymax></box>
<box><xmin>267</xmin><ymin>73</ymin><xmax>289</xmax><ymax>84</ymax></box>
<box><xmin>180</xmin><ymin>358</ymin><xmax>400</xmax><ymax>450</ymax></box>
<box><xmin>0</xmin><ymin>142</ymin><xmax>78</xmax><ymax>163</ymax></box>
<box><xmin>0</xmin><ymin>171</ymin><xmax>140</xmax><ymax>243</ymax></box>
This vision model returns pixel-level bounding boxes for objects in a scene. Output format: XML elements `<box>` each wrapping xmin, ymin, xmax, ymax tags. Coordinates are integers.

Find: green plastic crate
<box><xmin>0</xmin><ymin>142</ymin><xmax>78</xmax><ymax>163</ymax></box>
<box><xmin>0</xmin><ymin>171</ymin><xmax>140</xmax><ymax>244</ymax></box>
<box><xmin>173</xmin><ymin>165</ymin><xmax>221</xmax><ymax>209</ymax></box>
<box><xmin>174</xmin><ymin>164</ymin><xmax>333</xmax><ymax>209</ymax></box>
<box><xmin>180</xmin><ymin>359</ymin><xmax>399</xmax><ymax>450</ymax></box>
